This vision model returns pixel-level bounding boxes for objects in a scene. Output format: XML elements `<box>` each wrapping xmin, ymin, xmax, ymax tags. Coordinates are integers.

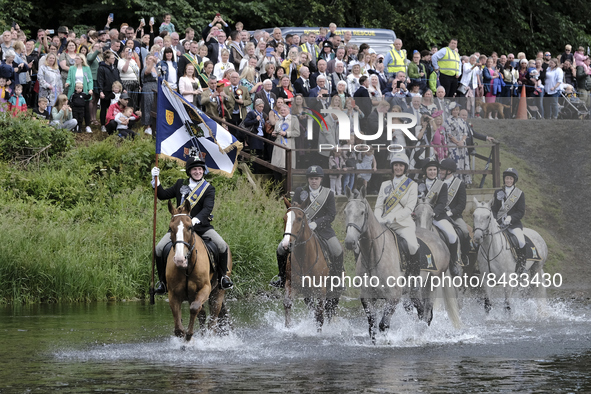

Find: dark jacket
<box><xmin>96</xmin><ymin>61</ymin><xmax>121</xmax><ymax>94</ymax></box>
<box><xmin>242</xmin><ymin>109</ymin><xmax>266</xmax><ymax>150</ymax></box>
<box><xmin>69</xmin><ymin>91</ymin><xmax>92</xmax><ymax>108</ymax></box>
<box><xmin>293</xmin><ymin>77</ymin><xmax>311</xmax><ymax>97</ymax></box>
<box><xmin>446</xmin><ymin>178</ymin><xmax>467</xmax><ymax>219</ymax></box>
<box><xmin>419</xmin><ymin>180</ymin><xmax>449</xmax><ymax>221</ymax></box>
<box><xmin>292</xmin><ymin>185</ymin><xmax>337</xmax><ymax>240</ymax></box>
<box><xmin>254</xmin><ymin>89</ymin><xmax>276</xmax><ymax>115</ymax></box>
<box><xmin>492</xmin><ymin>186</ymin><xmax>525</xmax><ymax>230</ymax></box>
<box><xmin>157</xmin><ymin>178</ymin><xmax>215</xmax><ymax>234</ymax></box>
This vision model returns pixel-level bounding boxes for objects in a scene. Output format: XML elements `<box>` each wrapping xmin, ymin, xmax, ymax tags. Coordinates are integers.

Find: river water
<box><xmin>1</xmin><ymin>295</ymin><xmax>590</xmax><ymax>393</ymax></box>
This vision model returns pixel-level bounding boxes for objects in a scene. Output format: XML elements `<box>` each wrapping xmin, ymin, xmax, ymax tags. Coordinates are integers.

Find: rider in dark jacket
<box><xmin>271</xmin><ymin>165</ymin><xmax>344</xmax><ymax>288</ymax></box>
<box><xmin>151</xmin><ymin>157</ymin><xmax>233</xmax><ymax>293</ymax></box>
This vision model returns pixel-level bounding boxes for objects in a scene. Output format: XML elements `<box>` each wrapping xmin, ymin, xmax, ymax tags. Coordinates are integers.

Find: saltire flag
<box><xmin>156</xmin><ymin>79</ymin><xmax>242</xmax><ymax>177</ymax></box>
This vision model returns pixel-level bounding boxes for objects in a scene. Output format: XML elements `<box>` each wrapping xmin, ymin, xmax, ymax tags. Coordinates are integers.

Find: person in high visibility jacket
<box><xmin>432</xmin><ymin>38</ymin><xmax>461</xmax><ymax>97</ymax></box>
<box><xmin>383</xmin><ymin>39</ymin><xmax>407</xmax><ymax>79</ymax></box>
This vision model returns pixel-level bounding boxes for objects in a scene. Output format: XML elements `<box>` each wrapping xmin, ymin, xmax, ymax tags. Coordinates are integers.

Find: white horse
<box><xmin>472</xmin><ymin>198</ymin><xmax>548</xmax><ymax>313</ymax></box>
<box><xmin>344</xmin><ymin>187</ymin><xmax>461</xmax><ymax>343</ymax></box>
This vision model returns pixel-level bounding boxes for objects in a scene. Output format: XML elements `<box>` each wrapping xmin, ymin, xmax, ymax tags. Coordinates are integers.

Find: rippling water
<box><xmin>1</xmin><ymin>296</ymin><xmax>590</xmax><ymax>393</ymax></box>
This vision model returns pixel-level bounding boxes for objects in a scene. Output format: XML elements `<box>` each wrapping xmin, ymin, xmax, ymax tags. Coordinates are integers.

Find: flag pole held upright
<box><xmin>150</xmin><ymin>152</ymin><xmax>158</xmax><ymax>305</ymax></box>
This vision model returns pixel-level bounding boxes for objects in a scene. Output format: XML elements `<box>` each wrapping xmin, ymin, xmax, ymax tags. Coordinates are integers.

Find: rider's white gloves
<box><xmin>309</xmin><ymin>222</ymin><xmax>317</xmax><ymax>231</ymax></box>
<box><xmin>192</xmin><ymin>217</ymin><xmax>201</xmax><ymax>226</ymax></box>
<box><xmin>446</xmin><ymin>210</ymin><xmax>453</xmax><ymax>217</ymax></box>
<box><xmin>151</xmin><ymin>167</ymin><xmax>160</xmax><ymax>188</ymax></box>
<box><xmin>503</xmin><ymin>216</ymin><xmax>511</xmax><ymax>225</ymax></box>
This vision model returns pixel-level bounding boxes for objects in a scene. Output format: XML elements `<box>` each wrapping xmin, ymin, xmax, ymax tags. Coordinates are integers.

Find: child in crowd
<box><xmin>115</xmin><ymin>106</ymin><xmax>137</xmax><ymax>139</ymax></box>
<box><xmin>316</xmin><ymin>27</ymin><xmax>328</xmax><ymax>45</ymax></box>
<box><xmin>8</xmin><ymin>84</ymin><xmax>27</xmax><ymax>116</ymax></box>
<box><xmin>408</xmin><ymin>83</ymin><xmax>422</xmax><ymax>97</ymax></box>
<box><xmin>51</xmin><ymin>94</ymin><xmax>78</xmax><ymax>131</ymax></box>
<box><xmin>70</xmin><ymin>82</ymin><xmax>93</xmax><ymax>133</ymax></box>
<box><xmin>328</xmin><ymin>148</ymin><xmax>344</xmax><ymax>196</ymax></box>
<box><xmin>341</xmin><ymin>134</ymin><xmax>357</xmax><ymax>193</ymax></box>
<box><xmin>109</xmin><ymin>81</ymin><xmax>123</xmax><ymax>107</ymax></box>
<box><xmin>159</xmin><ymin>13</ymin><xmax>175</xmax><ymax>34</ymax></box>
<box><xmin>356</xmin><ymin>146</ymin><xmax>376</xmax><ymax>191</ymax></box>
<box><xmin>0</xmin><ymin>77</ymin><xmax>12</xmax><ymax>112</ymax></box>
<box><xmin>33</xmin><ymin>97</ymin><xmax>51</xmax><ymax>121</ymax></box>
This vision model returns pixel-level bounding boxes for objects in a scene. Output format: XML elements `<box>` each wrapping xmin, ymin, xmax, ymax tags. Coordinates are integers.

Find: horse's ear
<box><xmin>487</xmin><ymin>198</ymin><xmax>494</xmax><ymax>208</ymax></box>
<box><xmin>283</xmin><ymin>196</ymin><xmax>291</xmax><ymax>208</ymax></box>
<box><xmin>183</xmin><ymin>199</ymin><xmax>191</xmax><ymax>213</ymax></box>
<box><xmin>168</xmin><ymin>199</ymin><xmax>175</xmax><ymax>214</ymax></box>
<box><xmin>359</xmin><ymin>184</ymin><xmax>367</xmax><ymax>199</ymax></box>
<box><xmin>473</xmin><ymin>196</ymin><xmax>480</xmax><ymax>207</ymax></box>
<box><xmin>345</xmin><ymin>186</ymin><xmax>352</xmax><ymax>200</ymax></box>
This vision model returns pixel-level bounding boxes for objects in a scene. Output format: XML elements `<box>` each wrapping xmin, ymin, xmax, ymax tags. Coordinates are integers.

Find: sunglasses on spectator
<box><xmin>544</xmin><ymin>53</ymin><xmax>551</xmax><ymax>56</ymax></box>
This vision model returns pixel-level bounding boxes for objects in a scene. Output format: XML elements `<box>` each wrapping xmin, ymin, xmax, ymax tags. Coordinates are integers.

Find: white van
<box><xmin>266</xmin><ymin>27</ymin><xmax>397</xmax><ymax>56</ymax></box>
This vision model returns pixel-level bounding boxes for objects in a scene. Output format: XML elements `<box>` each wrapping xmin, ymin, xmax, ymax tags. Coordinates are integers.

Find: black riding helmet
<box><xmin>185</xmin><ymin>157</ymin><xmax>207</xmax><ymax>177</ymax></box>
<box><xmin>503</xmin><ymin>167</ymin><xmax>519</xmax><ymax>183</ymax></box>
<box><xmin>422</xmin><ymin>157</ymin><xmax>440</xmax><ymax>173</ymax></box>
<box><xmin>306</xmin><ymin>165</ymin><xmax>324</xmax><ymax>177</ymax></box>
<box><xmin>439</xmin><ymin>158</ymin><xmax>456</xmax><ymax>173</ymax></box>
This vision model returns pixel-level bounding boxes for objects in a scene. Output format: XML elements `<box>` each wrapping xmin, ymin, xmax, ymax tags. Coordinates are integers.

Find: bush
<box><xmin>0</xmin><ymin>111</ymin><xmax>74</xmax><ymax>161</ymax></box>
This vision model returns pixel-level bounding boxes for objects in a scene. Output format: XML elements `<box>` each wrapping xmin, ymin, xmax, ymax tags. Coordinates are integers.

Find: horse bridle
<box><xmin>283</xmin><ymin>207</ymin><xmax>315</xmax><ymax>247</ymax></box>
<box><xmin>472</xmin><ymin>206</ymin><xmax>493</xmax><ymax>237</ymax></box>
<box><xmin>345</xmin><ymin>199</ymin><xmax>369</xmax><ymax>237</ymax></box>
<box><xmin>345</xmin><ymin>199</ymin><xmax>389</xmax><ymax>268</ymax></box>
<box><xmin>171</xmin><ymin>213</ymin><xmax>197</xmax><ymax>275</ymax></box>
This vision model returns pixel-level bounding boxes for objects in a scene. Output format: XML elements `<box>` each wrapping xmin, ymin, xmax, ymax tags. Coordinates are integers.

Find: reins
<box><xmin>283</xmin><ymin>206</ymin><xmax>322</xmax><ymax>276</ymax></box>
<box><xmin>473</xmin><ymin>206</ymin><xmax>509</xmax><ymax>272</ymax></box>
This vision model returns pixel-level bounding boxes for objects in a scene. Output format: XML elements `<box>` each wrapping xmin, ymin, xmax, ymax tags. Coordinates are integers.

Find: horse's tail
<box><xmin>441</xmin><ymin>280</ymin><xmax>462</xmax><ymax>329</ymax></box>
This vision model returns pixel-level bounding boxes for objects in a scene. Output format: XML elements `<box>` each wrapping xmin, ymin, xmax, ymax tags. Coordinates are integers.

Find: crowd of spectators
<box><xmin>0</xmin><ymin>14</ymin><xmax>585</xmax><ymax>184</ymax></box>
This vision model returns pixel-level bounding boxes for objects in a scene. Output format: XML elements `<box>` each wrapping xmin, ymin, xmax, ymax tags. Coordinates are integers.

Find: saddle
<box><xmin>502</xmin><ymin>231</ymin><xmax>543</xmax><ymax>261</ymax></box>
<box><xmin>388</xmin><ymin>229</ymin><xmax>439</xmax><ymax>273</ymax></box>
<box><xmin>315</xmin><ymin>235</ymin><xmax>334</xmax><ymax>264</ymax></box>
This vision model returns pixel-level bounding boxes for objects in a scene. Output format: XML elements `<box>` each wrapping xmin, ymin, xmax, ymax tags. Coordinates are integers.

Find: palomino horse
<box><xmin>472</xmin><ymin>198</ymin><xmax>548</xmax><ymax>313</ymax></box>
<box><xmin>344</xmin><ymin>187</ymin><xmax>461</xmax><ymax>343</ymax></box>
<box><xmin>281</xmin><ymin>197</ymin><xmax>338</xmax><ymax>331</ymax></box>
<box><xmin>166</xmin><ymin>200</ymin><xmax>231</xmax><ymax>340</ymax></box>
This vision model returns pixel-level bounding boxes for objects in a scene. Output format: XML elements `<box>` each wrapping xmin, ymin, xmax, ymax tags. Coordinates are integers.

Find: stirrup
<box><xmin>220</xmin><ymin>275</ymin><xmax>234</xmax><ymax>290</ymax></box>
<box><xmin>154</xmin><ymin>282</ymin><xmax>167</xmax><ymax>295</ymax></box>
<box><xmin>269</xmin><ymin>275</ymin><xmax>285</xmax><ymax>288</ymax></box>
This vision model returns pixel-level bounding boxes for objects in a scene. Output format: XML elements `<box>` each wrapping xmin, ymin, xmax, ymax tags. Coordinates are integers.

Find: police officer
<box><xmin>271</xmin><ymin>165</ymin><xmax>344</xmax><ymax>288</ymax></box>
<box><xmin>151</xmin><ymin>157</ymin><xmax>233</xmax><ymax>293</ymax></box>
<box><xmin>439</xmin><ymin>158</ymin><xmax>471</xmax><ymax>273</ymax></box>
<box><xmin>374</xmin><ymin>153</ymin><xmax>420</xmax><ymax>275</ymax></box>
<box><xmin>492</xmin><ymin>167</ymin><xmax>526</xmax><ymax>274</ymax></box>
<box><xmin>417</xmin><ymin>158</ymin><xmax>460</xmax><ymax>276</ymax></box>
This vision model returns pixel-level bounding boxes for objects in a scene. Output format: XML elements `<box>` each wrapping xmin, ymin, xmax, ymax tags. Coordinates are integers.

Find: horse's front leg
<box><xmin>409</xmin><ymin>274</ymin><xmax>425</xmax><ymax>321</ymax></box>
<box><xmin>379</xmin><ymin>298</ymin><xmax>398</xmax><ymax>332</ymax></box>
<box><xmin>186</xmin><ymin>282</ymin><xmax>211</xmax><ymax>341</ymax></box>
<box><xmin>361</xmin><ymin>298</ymin><xmax>377</xmax><ymax>344</ymax></box>
<box><xmin>284</xmin><ymin>279</ymin><xmax>293</xmax><ymax>328</ymax></box>
<box><xmin>315</xmin><ymin>298</ymin><xmax>324</xmax><ymax>332</ymax></box>
<box><xmin>168</xmin><ymin>292</ymin><xmax>185</xmax><ymax>338</ymax></box>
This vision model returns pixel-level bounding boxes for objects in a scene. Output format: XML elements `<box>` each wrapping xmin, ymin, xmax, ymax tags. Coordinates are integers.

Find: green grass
<box><xmin>0</xmin><ymin>137</ymin><xmax>284</xmax><ymax>304</ymax></box>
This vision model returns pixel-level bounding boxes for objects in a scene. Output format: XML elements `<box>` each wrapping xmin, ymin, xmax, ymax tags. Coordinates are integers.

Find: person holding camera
<box><xmin>118</xmin><ymin>44</ymin><xmax>140</xmax><ymax>110</ymax></box>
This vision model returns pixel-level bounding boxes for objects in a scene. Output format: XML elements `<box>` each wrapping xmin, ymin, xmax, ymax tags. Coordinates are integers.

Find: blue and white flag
<box><xmin>156</xmin><ymin>79</ymin><xmax>242</xmax><ymax>177</ymax></box>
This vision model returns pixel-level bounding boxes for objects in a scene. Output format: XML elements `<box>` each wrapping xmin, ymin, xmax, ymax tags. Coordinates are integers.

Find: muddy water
<box><xmin>1</xmin><ymin>297</ymin><xmax>591</xmax><ymax>393</ymax></box>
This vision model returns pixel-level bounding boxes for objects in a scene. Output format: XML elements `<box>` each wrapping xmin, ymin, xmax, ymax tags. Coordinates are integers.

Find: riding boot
<box><xmin>329</xmin><ymin>252</ymin><xmax>345</xmax><ymax>292</ymax></box>
<box><xmin>449</xmin><ymin>241</ymin><xmax>460</xmax><ymax>277</ymax></box>
<box><xmin>409</xmin><ymin>251</ymin><xmax>424</xmax><ymax>318</ymax></box>
<box><xmin>155</xmin><ymin>254</ymin><xmax>167</xmax><ymax>295</ymax></box>
<box><xmin>515</xmin><ymin>246</ymin><xmax>527</xmax><ymax>276</ymax></box>
<box><xmin>270</xmin><ymin>251</ymin><xmax>288</xmax><ymax>288</ymax></box>
<box><xmin>217</xmin><ymin>250</ymin><xmax>234</xmax><ymax>290</ymax></box>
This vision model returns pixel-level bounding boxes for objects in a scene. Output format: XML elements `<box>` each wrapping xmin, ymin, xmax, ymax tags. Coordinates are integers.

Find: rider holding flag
<box><xmin>492</xmin><ymin>167</ymin><xmax>526</xmax><ymax>274</ymax></box>
<box><xmin>151</xmin><ymin>157</ymin><xmax>234</xmax><ymax>294</ymax></box>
